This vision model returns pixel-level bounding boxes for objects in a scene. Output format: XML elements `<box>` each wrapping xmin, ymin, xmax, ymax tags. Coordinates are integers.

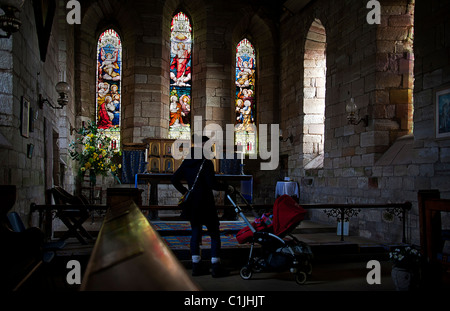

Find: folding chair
<box><xmin>50</xmin><ymin>186</ymin><xmax>93</xmax><ymax>244</ymax></box>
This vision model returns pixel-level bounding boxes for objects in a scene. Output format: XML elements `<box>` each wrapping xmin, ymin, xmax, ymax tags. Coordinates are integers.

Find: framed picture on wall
<box><xmin>435</xmin><ymin>86</ymin><xmax>450</xmax><ymax>138</ymax></box>
<box><xmin>27</xmin><ymin>144</ymin><xmax>34</xmax><ymax>159</ymax></box>
<box><xmin>29</xmin><ymin>107</ymin><xmax>35</xmax><ymax>132</ymax></box>
<box><xmin>21</xmin><ymin>96</ymin><xmax>30</xmax><ymax>138</ymax></box>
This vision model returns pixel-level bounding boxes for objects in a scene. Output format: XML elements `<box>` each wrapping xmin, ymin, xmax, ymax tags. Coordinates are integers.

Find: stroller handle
<box><xmin>226</xmin><ymin>193</ymin><xmax>256</xmax><ymax>233</ymax></box>
<box><xmin>231</xmin><ymin>189</ymin><xmax>259</xmax><ymax>218</ymax></box>
<box><xmin>234</xmin><ymin>189</ymin><xmax>253</xmax><ymax>209</ymax></box>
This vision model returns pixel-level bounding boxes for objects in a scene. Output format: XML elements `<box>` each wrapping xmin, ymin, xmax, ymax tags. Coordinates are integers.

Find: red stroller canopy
<box><xmin>273</xmin><ymin>195</ymin><xmax>306</xmax><ymax>237</ymax></box>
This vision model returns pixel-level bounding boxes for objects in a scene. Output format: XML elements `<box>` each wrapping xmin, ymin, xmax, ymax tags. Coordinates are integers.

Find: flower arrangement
<box><xmin>69</xmin><ymin>121</ymin><xmax>121</xmax><ymax>184</ymax></box>
<box><xmin>389</xmin><ymin>246</ymin><xmax>422</xmax><ymax>269</ymax></box>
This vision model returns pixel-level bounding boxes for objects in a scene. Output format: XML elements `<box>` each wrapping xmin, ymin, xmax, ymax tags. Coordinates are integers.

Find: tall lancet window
<box><xmin>96</xmin><ymin>29</ymin><xmax>122</xmax><ymax>149</ymax></box>
<box><xmin>169</xmin><ymin>12</ymin><xmax>192</xmax><ymax>140</ymax></box>
<box><xmin>235</xmin><ymin>38</ymin><xmax>256</xmax><ymax>154</ymax></box>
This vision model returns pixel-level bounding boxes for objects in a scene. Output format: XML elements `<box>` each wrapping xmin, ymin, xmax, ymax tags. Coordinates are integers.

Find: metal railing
<box><xmin>302</xmin><ymin>202</ymin><xmax>412</xmax><ymax>242</ymax></box>
<box><xmin>232</xmin><ymin>191</ymin><xmax>412</xmax><ymax>243</ymax></box>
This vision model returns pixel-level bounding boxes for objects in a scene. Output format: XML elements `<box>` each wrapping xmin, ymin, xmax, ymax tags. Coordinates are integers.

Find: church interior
<box><xmin>1</xmin><ymin>0</ymin><xmax>450</xmax><ymax>294</ymax></box>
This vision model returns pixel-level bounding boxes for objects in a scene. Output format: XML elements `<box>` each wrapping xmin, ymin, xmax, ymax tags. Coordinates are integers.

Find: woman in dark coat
<box><xmin>171</xmin><ymin>136</ymin><xmax>232</xmax><ymax>277</ymax></box>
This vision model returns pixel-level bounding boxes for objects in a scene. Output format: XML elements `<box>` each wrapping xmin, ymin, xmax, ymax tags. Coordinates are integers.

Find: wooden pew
<box><xmin>81</xmin><ymin>199</ymin><xmax>199</xmax><ymax>291</ymax></box>
<box><xmin>0</xmin><ymin>185</ymin><xmax>44</xmax><ymax>291</ymax></box>
<box><xmin>418</xmin><ymin>190</ymin><xmax>450</xmax><ymax>287</ymax></box>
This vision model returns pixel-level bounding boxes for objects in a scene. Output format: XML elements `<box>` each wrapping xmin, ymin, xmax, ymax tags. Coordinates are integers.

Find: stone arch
<box><xmin>303</xmin><ymin>18</ymin><xmax>326</xmax><ymax>169</ymax></box>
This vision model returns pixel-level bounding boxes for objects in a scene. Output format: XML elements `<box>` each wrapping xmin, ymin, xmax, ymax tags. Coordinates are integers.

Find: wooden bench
<box><xmin>1</xmin><ymin>185</ymin><xmax>44</xmax><ymax>291</ymax></box>
<box><xmin>418</xmin><ymin>190</ymin><xmax>450</xmax><ymax>287</ymax></box>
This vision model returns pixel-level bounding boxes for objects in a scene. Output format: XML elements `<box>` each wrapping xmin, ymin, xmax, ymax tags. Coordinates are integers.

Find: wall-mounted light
<box><xmin>279</xmin><ymin>129</ymin><xmax>293</xmax><ymax>144</ymax></box>
<box><xmin>0</xmin><ymin>0</ymin><xmax>24</xmax><ymax>38</ymax></box>
<box><xmin>39</xmin><ymin>81</ymin><xmax>70</xmax><ymax>109</ymax></box>
<box><xmin>346</xmin><ymin>98</ymin><xmax>369</xmax><ymax>127</ymax></box>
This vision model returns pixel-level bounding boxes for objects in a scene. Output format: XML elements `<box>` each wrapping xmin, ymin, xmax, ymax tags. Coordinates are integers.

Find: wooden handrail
<box><xmin>30</xmin><ymin>203</ymin><xmax>108</xmax><ymax>212</ymax></box>
<box><xmin>81</xmin><ymin>199</ymin><xmax>199</xmax><ymax>291</ymax></box>
<box><xmin>301</xmin><ymin>202</ymin><xmax>412</xmax><ymax>210</ymax></box>
<box><xmin>139</xmin><ymin>202</ymin><xmax>412</xmax><ymax>210</ymax></box>
<box><xmin>139</xmin><ymin>200</ymin><xmax>412</xmax><ymax>242</ymax></box>
<box><xmin>141</xmin><ymin>205</ymin><xmax>236</xmax><ymax>210</ymax></box>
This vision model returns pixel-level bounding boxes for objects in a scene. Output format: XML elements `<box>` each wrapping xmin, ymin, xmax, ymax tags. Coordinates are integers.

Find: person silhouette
<box><xmin>171</xmin><ymin>135</ymin><xmax>233</xmax><ymax>277</ymax></box>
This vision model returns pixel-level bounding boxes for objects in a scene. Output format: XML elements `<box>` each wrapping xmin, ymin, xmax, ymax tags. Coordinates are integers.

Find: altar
<box><xmin>135</xmin><ymin>173</ymin><xmax>253</xmax><ymax>219</ymax></box>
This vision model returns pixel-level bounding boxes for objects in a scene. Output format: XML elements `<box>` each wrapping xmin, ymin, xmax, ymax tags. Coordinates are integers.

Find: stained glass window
<box><xmin>169</xmin><ymin>12</ymin><xmax>192</xmax><ymax>140</ymax></box>
<box><xmin>235</xmin><ymin>38</ymin><xmax>256</xmax><ymax>154</ymax></box>
<box><xmin>96</xmin><ymin>29</ymin><xmax>121</xmax><ymax>149</ymax></box>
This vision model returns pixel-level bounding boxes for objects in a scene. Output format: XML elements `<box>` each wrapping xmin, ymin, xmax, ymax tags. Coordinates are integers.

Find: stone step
<box><xmin>53</xmin><ymin>220</ymin><xmax>397</xmax><ymax>266</ymax></box>
<box><xmin>293</xmin><ymin>220</ymin><xmax>336</xmax><ymax>234</ymax></box>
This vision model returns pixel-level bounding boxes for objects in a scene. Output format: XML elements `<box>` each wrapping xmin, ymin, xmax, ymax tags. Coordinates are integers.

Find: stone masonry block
<box><xmin>413</xmin><ymin>147</ymin><xmax>439</xmax><ymax>164</ymax></box>
<box><xmin>388</xmin><ymin>15</ymin><xmax>414</xmax><ymax>27</ymax></box>
<box><xmin>390</xmin><ymin>89</ymin><xmax>410</xmax><ymax>105</ymax></box>
<box><xmin>0</xmin><ymin>94</ymin><xmax>13</xmax><ymax>114</ymax></box>
<box><xmin>0</xmin><ymin>72</ymin><xmax>12</xmax><ymax>94</ymax></box>
<box><xmin>360</xmin><ymin>131</ymin><xmax>389</xmax><ymax>148</ymax></box>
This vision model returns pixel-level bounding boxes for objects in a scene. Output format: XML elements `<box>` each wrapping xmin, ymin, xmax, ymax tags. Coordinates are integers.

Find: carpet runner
<box><xmin>150</xmin><ymin>221</ymin><xmax>247</xmax><ymax>235</ymax></box>
<box><xmin>161</xmin><ymin>235</ymin><xmax>247</xmax><ymax>249</ymax></box>
<box><xmin>150</xmin><ymin>221</ymin><xmax>249</xmax><ymax>249</ymax></box>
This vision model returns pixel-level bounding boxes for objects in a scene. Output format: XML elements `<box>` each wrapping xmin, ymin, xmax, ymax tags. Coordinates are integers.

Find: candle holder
<box><xmin>346</xmin><ymin>98</ymin><xmax>369</xmax><ymax>127</ymax></box>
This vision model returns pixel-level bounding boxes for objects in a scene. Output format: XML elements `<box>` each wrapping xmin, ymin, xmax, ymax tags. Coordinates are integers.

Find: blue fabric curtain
<box><xmin>240</xmin><ymin>179</ymin><xmax>253</xmax><ymax>203</ymax></box>
<box><xmin>122</xmin><ymin>150</ymin><xmax>146</xmax><ymax>184</ymax></box>
<box><xmin>219</xmin><ymin>153</ymin><xmax>240</xmax><ymax>175</ymax></box>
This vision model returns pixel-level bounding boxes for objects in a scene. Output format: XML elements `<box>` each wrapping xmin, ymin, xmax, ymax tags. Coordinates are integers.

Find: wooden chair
<box><xmin>50</xmin><ymin>186</ymin><xmax>93</xmax><ymax>244</ymax></box>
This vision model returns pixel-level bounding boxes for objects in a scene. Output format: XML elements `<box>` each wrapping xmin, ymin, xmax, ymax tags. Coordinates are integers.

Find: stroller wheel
<box><xmin>240</xmin><ymin>266</ymin><xmax>253</xmax><ymax>280</ymax></box>
<box><xmin>253</xmin><ymin>257</ymin><xmax>265</xmax><ymax>273</ymax></box>
<box><xmin>305</xmin><ymin>263</ymin><xmax>313</xmax><ymax>275</ymax></box>
<box><xmin>295</xmin><ymin>271</ymin><xmax>307</xmax><ymax>285</ymax></box>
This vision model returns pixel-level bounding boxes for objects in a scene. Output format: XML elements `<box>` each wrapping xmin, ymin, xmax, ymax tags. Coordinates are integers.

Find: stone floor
<box><xmin>186</xmin><ymin>259</ymin><xmax>396</xmax><ymax>291</ymax></box>
<box><xmin>39</xmin><ymin>218</ymin><xmax>400</xmax><ymax>292</ymax></box>
<box><xmin>15</xmin><ymin>215</ymin><xmax>448</xmax><ymax>311</ymax></box>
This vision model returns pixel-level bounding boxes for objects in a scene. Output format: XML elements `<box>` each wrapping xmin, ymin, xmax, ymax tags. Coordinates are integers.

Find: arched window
<box><xmin>235</xmin><ymin>38</ymin><xmax>257</xmax><ymax>154</ymax></box>
<box><xmin>96</xmin><ymin>29</ymin><xmax>122</xmax><ymax>149</ymax></box>
<box><xmin>169</xmin><ymin>12</ymin><xmax>192</xmax><ymax>140</ymax></box>
<box><xmin>303</xmin><ymin>19</ymin><xmax>326</xmax><ymax>169</ymax></box>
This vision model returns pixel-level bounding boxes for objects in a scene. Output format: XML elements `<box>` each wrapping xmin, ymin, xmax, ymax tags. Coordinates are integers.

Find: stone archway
<box><xmin>303</xmin><ymin>18</ymin><xmax>326</xmax><ymax>169</ymax></box>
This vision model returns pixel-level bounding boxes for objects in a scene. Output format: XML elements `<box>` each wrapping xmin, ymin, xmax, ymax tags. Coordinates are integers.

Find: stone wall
<box><xmin>0</xmin><ymin>1</ymin><xmax>77</xmax><ymax>222</ymax></box>
<box><xmin>278</xmin><ymin>0</ymin><xmax>450</xmax><ymax>245</ymax></box>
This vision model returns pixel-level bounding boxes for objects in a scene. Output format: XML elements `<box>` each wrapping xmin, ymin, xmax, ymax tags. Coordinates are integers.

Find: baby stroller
<box><xmin>228</xmin><ymin>192</ymin><xmax>313</xmax><ymax>284</ymax></box>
